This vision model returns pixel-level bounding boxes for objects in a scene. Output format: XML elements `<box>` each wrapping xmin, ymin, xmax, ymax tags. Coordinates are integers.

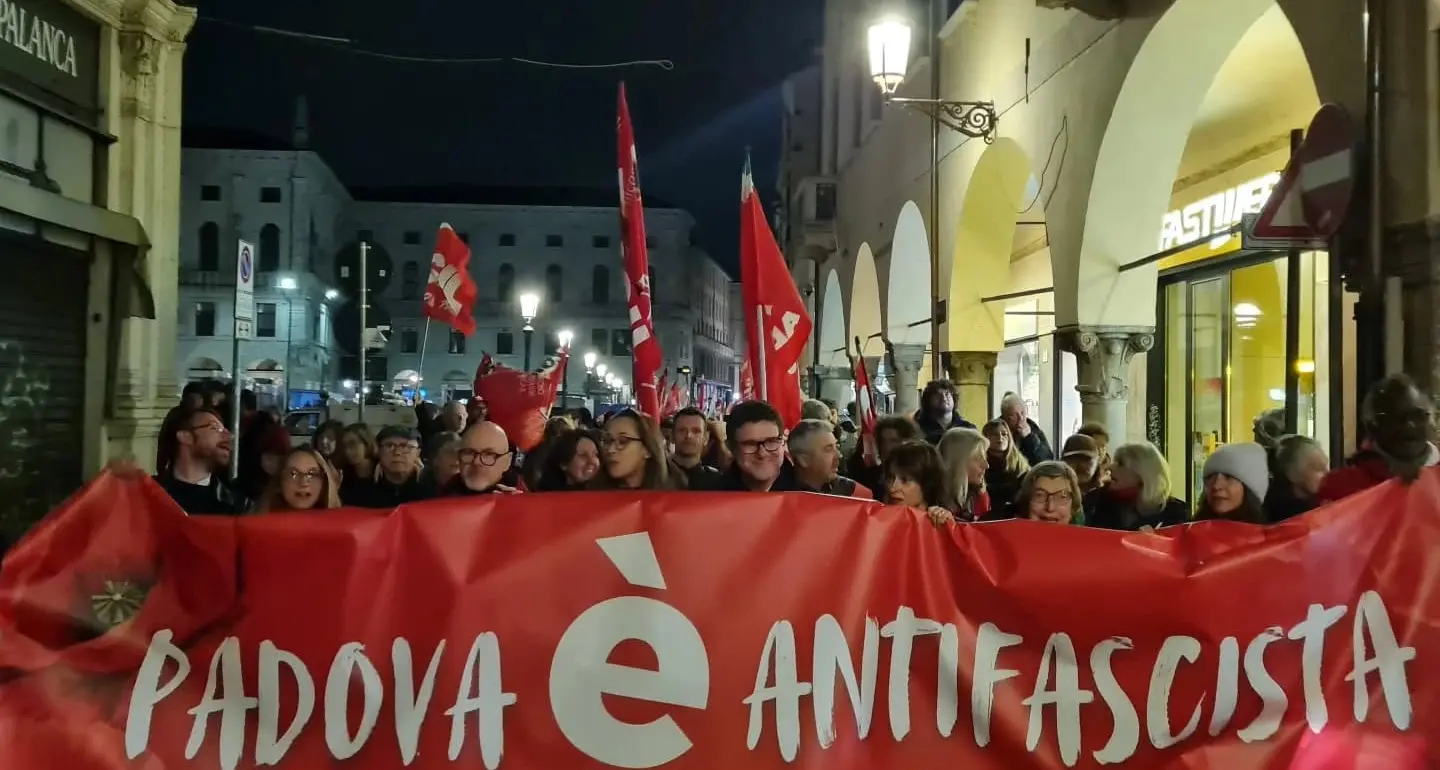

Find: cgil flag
<box><xmin>422</xmin><ymin>223</ymin><xmax>478</xmax><ymax>335</ymax></box>
<box><xmin>850</xmin><ymin>341</ymin><xmax>879</xmax><ymax>466</ymax></box>
<box><xmin>617</xmin><ymin>83</ymin><xmax>663</xmax><ymax>417</ymax></box>
<box><xmin>738</xmin><ymin>149</ymin><xmax>812</xmax><ymax>427</ymax></box>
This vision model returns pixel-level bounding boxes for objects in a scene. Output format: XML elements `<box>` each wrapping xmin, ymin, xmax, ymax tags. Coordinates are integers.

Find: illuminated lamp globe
<box><xmin>867</xmin><ymin>18</ymin><xmax>911</xmax><ymax>94</ymax></box>
<box><xmin>583</xmin><ymin>351</ymin><xmax>598</xmax><ymax>369</ymax></box>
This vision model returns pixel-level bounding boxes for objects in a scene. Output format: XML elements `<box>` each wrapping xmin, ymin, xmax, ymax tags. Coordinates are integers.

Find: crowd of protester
<box><xmin>144</xmin><ymin>372</ymin><xmax>1439</xmax><ymax>534</ymax></box>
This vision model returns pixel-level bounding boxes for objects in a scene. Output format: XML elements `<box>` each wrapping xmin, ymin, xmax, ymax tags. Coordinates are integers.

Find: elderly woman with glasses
<box><xmin>1015</xmin><ymin>461</ymin><xmax>1087</xmax><ymax>526</ymax></box>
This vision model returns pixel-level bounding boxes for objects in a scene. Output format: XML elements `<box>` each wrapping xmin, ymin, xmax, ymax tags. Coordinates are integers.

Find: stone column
<box><xmin>888</xmin><ymin>343</ymin><xmax>927</xmax><ymax>416</ymax></box>
<box><xmin>943</xmin><ymin>351</ymin><xmax>998</xmax><ymax>426</ymax></box>
<box><xmin>812</xmin><ymin>365</ymin><xmax>853</xmax><ymax>406</ymax></box>
<box><xmin>1055</xmin><ymin>326</ymin><xmax>1154</xmax><ymax>440</ymax></box>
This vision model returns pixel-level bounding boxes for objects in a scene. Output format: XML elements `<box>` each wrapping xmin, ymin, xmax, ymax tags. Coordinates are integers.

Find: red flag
<box><xmin>473</xmin><ymin>350</ymin><xmax>567</xmax><ymax>451</ymax></box>
<box><xmin>422</xmin><ymin>223</ymin><xmax>478</xmax><ymax>335</ymax></box>
<box><xmin>617</xmin><ymin>84</ymin><xmax>662</xmax><ymax>417</ymax></box>
<box><xmin>739</xmin><ymin>359</ymin><xmax>756</xmax><ymax>401</ymax></box>
<box><xmin>656</xmin><ymin>369</ymin><xmax>670</xmax><ymax>416</ymax></box>
<box><xmin>851</xmin><ymin>351</ymin><xmax>879</xmax><ymax>466</ymax></box>
<box><xmin>739</xmin><ymin>155</ymin><xmax>812</xmax><ymax>427</ymax></box>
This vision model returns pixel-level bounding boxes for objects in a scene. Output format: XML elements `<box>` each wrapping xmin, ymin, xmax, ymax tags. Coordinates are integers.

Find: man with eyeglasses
<box><xmin>347</xmin><ymin>426</ymin><xmax>433</xmax><ymax>508</ymax></box>
<box><xmin>710</xmin><ymin>400</ymin><xmax>796</xmax><ymax>492</ymax></box>
<box><xmin>153</xmin><ymin>404</ymin><xmax>252</xmax><ymax>515</ymax></box>
<box><xmin>441</xmin><ymin>420</ymin><xmax>520</xmax><ymax>496</ymax></box>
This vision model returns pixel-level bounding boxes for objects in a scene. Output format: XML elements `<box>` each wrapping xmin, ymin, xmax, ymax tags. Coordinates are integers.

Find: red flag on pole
<box><xmin>851</xmin><ymin>350</ymin><xmax>879</xmax><ymax>466</ymax></box>
<box><xmin>617</xmin><ymin>83</ymin><xmax>662</xmax><ymax>418</ymax></box>
<box><xmin>739</xmin><ymin>152</ymin><xmax>812</xmax><ymax>427</ymax></box>
<box><xmin>423</xmin><ymin>223</ymin><xmax>478</xmax><ymax>335</ymax></box>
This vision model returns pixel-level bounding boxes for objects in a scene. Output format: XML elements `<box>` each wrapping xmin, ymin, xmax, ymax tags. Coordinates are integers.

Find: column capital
<box><xmin>1055</xmin><ymin>325</ymin><xmax>1155</xmax><ymax>403</ymax></box>
<box><xmin>886</xmin><ymin>342</ymin><xmax>927</xmax><ymax>375</ymax></box>
<box><xmin>943</xmin><ymin>351</ymin><xmax>998</xmax><ymax>387</ymax></box>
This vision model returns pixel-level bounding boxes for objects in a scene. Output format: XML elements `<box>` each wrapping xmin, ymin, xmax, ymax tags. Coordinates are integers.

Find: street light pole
<box><xmin>557</xmin><ymin>329</ymin><xmax>574</xmax><ymax>405</ymax></box>
<box><xmin>519</xmin><ymin>291</ymin><xmax>540</xmax><ymax>372</ymax></box>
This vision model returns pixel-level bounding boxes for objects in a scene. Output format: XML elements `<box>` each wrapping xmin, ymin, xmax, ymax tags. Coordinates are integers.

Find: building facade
<box><xmin>174</xmin><ymin>121</ymin><xmax>351</xmax><ymax>410</ymax></box>
<box><xmin>331</xmin><ymin>186</ymin><xmax>737</xmax><ymax>407</ymax></box>
<box><xmin>0</xmin><ymin>0</ymin><xmax>193</xmax><ymax>537</ymax></box>
<box><xmin>803</xmin><ymin>0</ymin><xmax>1438</xmax><ymax>503</ymax></box>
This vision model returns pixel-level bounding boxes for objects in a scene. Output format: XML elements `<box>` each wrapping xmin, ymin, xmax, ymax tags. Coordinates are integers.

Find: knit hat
<box><xmin>1061</xmin><ymin>434</ymin><xmax>1098</xmax><ymax>459</ymax></box>
<box><xmin>1202</xmin><ymin>442</ymin><xmax>1269</xmax><ymax>501</ymax></box>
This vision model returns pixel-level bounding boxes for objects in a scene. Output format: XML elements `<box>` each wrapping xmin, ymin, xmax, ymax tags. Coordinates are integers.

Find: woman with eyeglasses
<box><xmin>1014</xmin><ymin>461</ymin><xmax>1086</xmax><ymax>526</ymax></box>
<box><xmin>596</xmin><ymin>409</ymin><xmax>683</xmax><ymax>490</ymax></box>
<box><xmin>256</xmin><ymin>446</ymin><xmax>342</xmax><ymax>512</ymax></box>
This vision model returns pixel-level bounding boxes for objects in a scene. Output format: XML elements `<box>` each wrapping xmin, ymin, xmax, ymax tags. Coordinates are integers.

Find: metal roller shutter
<box><xmin>0</xmin><ymin>245</ymin><xmax>88</xmax><ymax>544</ymax></box>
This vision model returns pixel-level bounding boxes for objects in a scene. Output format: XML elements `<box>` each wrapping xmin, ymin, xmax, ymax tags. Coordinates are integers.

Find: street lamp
<box><xmin>519</xmin><ymin>291</ymin><xmax>540</xmax><ymax>371</ymax></box>
<box><xmin>596</xmin><ymin>363</ymin><xmax>608</xmax><ymax>379</ymax></box>
<box><xmin>325</xmin><ymin>288</ymin><xmax>340</xmax><ymax>300</ymax></box>
<box><xmin>866</xmin><ymin>13</ymin><xmax>997</xmax><ymax>141</ymax></box>
<box><xmin>583</xmin><ymin>351</ymin><xmax>598</xmax><ymax>371</ymax></box>
<box><xmin>557</xmin><ymin>329</ymin><xmax>574</xmax><ymax>403</ymax></box>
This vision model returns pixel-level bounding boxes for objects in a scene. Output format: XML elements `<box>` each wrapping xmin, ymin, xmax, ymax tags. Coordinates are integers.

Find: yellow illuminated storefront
<box><xmin>1144</xmin><ymin>170</ymin><xmax>1346</xmax><ymax>503</ymax></box>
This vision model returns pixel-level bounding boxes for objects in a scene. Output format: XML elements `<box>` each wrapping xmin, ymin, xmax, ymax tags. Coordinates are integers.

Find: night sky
<box><xmin>182</xmin><ymin>0</ymin><xmax>825</xmax><ymax>274</ymax></box>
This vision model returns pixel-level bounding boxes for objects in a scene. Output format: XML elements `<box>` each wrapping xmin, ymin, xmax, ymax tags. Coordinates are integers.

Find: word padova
<box><xmin>123</xmin><ymin>595</ymin><xmax>1414</xmax><ymax>769</ymax></box>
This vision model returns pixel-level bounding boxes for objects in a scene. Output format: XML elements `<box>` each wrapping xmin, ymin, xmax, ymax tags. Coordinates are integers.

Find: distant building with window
<box><xmin>174</xmin><ymin>100</ymin><xmax>351</xmax><ymax>409</ymax></box>
<box><xmin>175</xmin><ymin>113</ymin><xmax>737</xmax><ymax>407</ymax></box>
<box><xmin>341</xmin><ymin>185</ymin><xmax>737</xmax><ymax>404</ymax></box>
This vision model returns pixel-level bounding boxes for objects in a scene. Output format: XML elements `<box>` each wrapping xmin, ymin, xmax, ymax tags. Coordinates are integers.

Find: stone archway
<box><xmin>946</xmin><ymin>137</ymin><xmax>1034</xmax><ymax>421</ymax></box>
<box><xmin>849</xmin><ymin>243</ymin><xmax>883</xmax><ymax>358</ymax></box>
<box><xmin>815</xmin><ymin>268</ymin><xmax>851</xmax><ymax>405</ymax></box>
<box><xmin>885</xmin><ymin>201</ymin><xmax>933</xmax><ymax>414</ymax></box>
<box><xmin>1065</xmin><ymin>0</ymin><xmax>1323</xmax><ymax>438</ymax></box>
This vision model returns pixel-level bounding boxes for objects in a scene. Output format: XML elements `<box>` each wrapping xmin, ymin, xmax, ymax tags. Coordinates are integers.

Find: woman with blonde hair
<box><xmin>256</xmin><ymin>446</ymin><xmax>342</xmax><ymax>512</ymax></box>
<box><xmin>981</xmin><ymin>419</ymin><xmax>1029</xmax><ymax>518</ymax></box>
<box><xmin>1088</xmin><ymin>441</ymin><xmax>1190</xmax><ymax>531</ymax></box>
<box><xmin>936</xmin><ymin>427</ymin><xmax>991</xmax><ymax>521</ymax></box>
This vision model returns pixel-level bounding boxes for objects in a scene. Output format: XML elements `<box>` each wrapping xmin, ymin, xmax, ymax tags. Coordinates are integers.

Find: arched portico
<box><xmin>1059</xmin><ymin>0</ymin><xmax>1330</xmax><ymax>438</ymax></box>
<box><xmin>946</xmin><ymin>137</ymin><xmax>1035</xmax><ymax>422</ymax></box>
<box><xmin>886</xmin><ymin>201</ymin><xmax>932</xmax><ymax>413</ymax></box>
<box><xmin>815</xmin><ymin>268</ymin><xmax>851</xmax><ymax>405</ymax></box>
<box><xmin>849</xmin><ymin>244</ymin><xmax>882</xmax><ymax>357</ymax></box>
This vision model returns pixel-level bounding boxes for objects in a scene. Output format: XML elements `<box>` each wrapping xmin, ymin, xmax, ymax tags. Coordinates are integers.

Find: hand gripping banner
<box><xmin>0</xmin><ymin>471</ymin><xmax>1434</xmax><ymax>769</ymax></box>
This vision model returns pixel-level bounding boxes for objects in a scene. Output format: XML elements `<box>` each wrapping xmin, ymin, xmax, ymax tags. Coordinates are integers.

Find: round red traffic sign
<box><xmin>1297</xmin><ymin>103</ymin><xmax>1356</xmax><ymax>237</ymax></box>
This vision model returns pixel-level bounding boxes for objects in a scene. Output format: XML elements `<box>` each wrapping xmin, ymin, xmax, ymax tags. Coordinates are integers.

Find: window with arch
<box><xmin>545</xmin><ymin>264</ymin><xmax>563</xmax><ymax>303</ymax></box>
<box><xmin>402</xmin><ymin>261</ymin><xmax>420</xmax><ymax>299</ymax></box>
<box><xmin>198</xmin><ymin>222</ymin><xmax>219</xmax><ymax>271</ymax></box>
<box><xmin>258</xmin><ymin>224</ymin><xmax>281</xmax><ymax>271</ymax></box>
<box><xmin>498</xmin><ymin>263</ymin><xmax>514</xmax><ymax>302</ymax></box>
<box><xmin>591</xmin><ymin>265</ymin><xmax>610</xmax><ymax>304</ymax></box>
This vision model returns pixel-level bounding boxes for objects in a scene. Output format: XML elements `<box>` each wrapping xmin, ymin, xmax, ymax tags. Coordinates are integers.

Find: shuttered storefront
<box><xmin>0</xmin><ymin>245</ymin><xmax>88</xmax><ymax>542</ymax></box>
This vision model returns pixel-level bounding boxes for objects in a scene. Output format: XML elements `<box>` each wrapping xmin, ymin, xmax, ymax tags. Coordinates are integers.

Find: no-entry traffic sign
<box><xmin>1248</xmin><ymin>103</ymin><xmax>1356</xmax><ymax>244</ymax></box>
<box><xmin>235</xmin><ymin>239</ymin><xmax>255</xmax><ymax>339</ymax></box>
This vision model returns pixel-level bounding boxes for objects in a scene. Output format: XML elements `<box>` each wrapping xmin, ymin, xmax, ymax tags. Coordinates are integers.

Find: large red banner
<box><xmin>0</xmin><ymin>471</ymin><xmax>1434</xmax><ymax>769</ymax></box>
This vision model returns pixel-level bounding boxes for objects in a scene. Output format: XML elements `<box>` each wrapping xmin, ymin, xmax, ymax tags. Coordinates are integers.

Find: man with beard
<box><xmin>914</xmin><ymin>379</ymin><xmax>975</xmax><ymax>445</ymax></box>
<box><xmin>1319</xmin><ymin>374</ymin><xmax>1438</xmax><ymax>501</ymax></box>
<box><xmin>788</xmin><ymin>419</ymin><xmax>870</xmax><ymax>498</ymax></box>
<box><xmin>442</xmin><ymin>421</ymin><xmax>520</xmax><ymax>495</ymax></box>
<box><xmin>153</xmin><ymin>404</ymin><xmax>252</xmax><ymax>514</ymax></box>
<box><xmin>670</xmin><ymin>407</ymin><xmax>722</xmax><ymax>489</ymax></box>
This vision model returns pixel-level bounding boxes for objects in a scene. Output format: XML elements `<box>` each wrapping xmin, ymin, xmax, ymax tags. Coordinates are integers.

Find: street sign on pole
<box><xmin>1247</xmin><ymin>103</ymin><xmax>1356</xmax><ymax>247</ymax></box>
<box><xmin>235</xmin><ymin>239</ymin><xmax>256</xmax><ymax>339</ymax></box>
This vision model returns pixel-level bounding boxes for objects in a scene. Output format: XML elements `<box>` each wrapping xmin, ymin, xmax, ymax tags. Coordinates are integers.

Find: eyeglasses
<box><xmin>738</xmin><ymin>437</ymin><xmax>784</xmax><ymax>455</ymax></box>
<box><xmin>1031</xmin><ymin>490</ymin><xmax>1073</xmax><ymax>509</ymax></box>
<box><xmin>286</xmin><ymin>468</ymin><xmax>325</xmax><ymax>483</ymax></box>
<box><xmin>187</xmin><ymin>422</ymin><xmax>227</xmax><ymax>435</ymax></box>
<box><xmin>458</xmin><ymin>448</ymin><xmax>511</xmax><ymax>466</ymax></box>
<box><xmin>379</xmin><ymin>442</ymin><xmax>418</xmax><ymax>454</ymax></box>
<box><xmin>601</xmin><ymin>434</ymin><xmax>642</xmax><ymax>451</ymax></box>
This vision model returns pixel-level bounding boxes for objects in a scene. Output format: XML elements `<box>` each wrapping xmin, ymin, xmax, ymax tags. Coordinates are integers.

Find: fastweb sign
<box><xmin>1157</xmin><ymin>172</ymin><xmax>1281</xmax><ymax>252</ymax></box>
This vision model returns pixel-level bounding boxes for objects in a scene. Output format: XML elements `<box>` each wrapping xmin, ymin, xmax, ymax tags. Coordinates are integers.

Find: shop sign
<box><xmin>0</xmin><ymin>0</ymin><xmax>98</xmax><ymax>110</ymax></box>
<box><xmin>1157</xmin><ymin>172</ymin><xmax>1281</xmax><ymax>252</ymax></box>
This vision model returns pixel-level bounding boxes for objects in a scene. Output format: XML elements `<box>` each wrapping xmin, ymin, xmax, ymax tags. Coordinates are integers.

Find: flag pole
<box><xmin>755</xmin><ymin>305</ymin><xmax>768</xmax><ymax>401</ymax></box>
<box><xmin>417</xmin><ymin>317</ymin><xmax>431</xmax><ymax>401</ymax></box>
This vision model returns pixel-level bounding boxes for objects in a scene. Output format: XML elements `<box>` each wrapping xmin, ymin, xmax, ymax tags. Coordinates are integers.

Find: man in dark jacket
<box><xmin>347</xmin><ymin>426</ymin><xmax>435</xmax><ymax>507</ymax></box>
<box><xmin>670</xmin><ymin>408</ymin><xmax>723</xmax><ymax>489</ymax></box>
<box><xmin>154</xmin><ymin>404</ymin><xmax>252</xmax><ymax>515</ymax></box>
<box><xmin>1319</xmin><ymin>373</ymin><xmax>1438</xmax><ymax>502</ymax></box>
<box><xmin>1000</xmin><ymin>392</ymin><xmax>1054</xmax><ymax>465</ymax></box>
<box><xmin>788</xmin><ymin>419</ymin><xmax>871</xmax><ymax>498</ymax></box>
<box><xmin>913</xmin><ymin>379</ymin><xmax>975</xmax><ymax>445</ymax></box>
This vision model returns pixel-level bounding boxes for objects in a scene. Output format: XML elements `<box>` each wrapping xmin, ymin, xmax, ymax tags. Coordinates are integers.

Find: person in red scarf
<box><xmin>1319</xmin><ymin>373</ymin><xmax>1438</xmax><ymax>503</ymax></box>
<box><xmin>1086</xmin><ymin>442</ymin><xmax>1190</xmax><ymax>531</ymax></box>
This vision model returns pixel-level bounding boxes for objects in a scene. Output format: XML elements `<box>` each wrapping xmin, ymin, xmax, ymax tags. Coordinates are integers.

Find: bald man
<box><xmin>444</xmin><ymin>420</ymin><xmax>518</xmax><ymax>495</ymax></box>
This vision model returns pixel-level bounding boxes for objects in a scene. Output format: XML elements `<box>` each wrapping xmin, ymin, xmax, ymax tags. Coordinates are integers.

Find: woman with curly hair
<box><xmin>256</xmin><ymin>446</ymin><xmax>341</xmax><ymax>512</ymax></box>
